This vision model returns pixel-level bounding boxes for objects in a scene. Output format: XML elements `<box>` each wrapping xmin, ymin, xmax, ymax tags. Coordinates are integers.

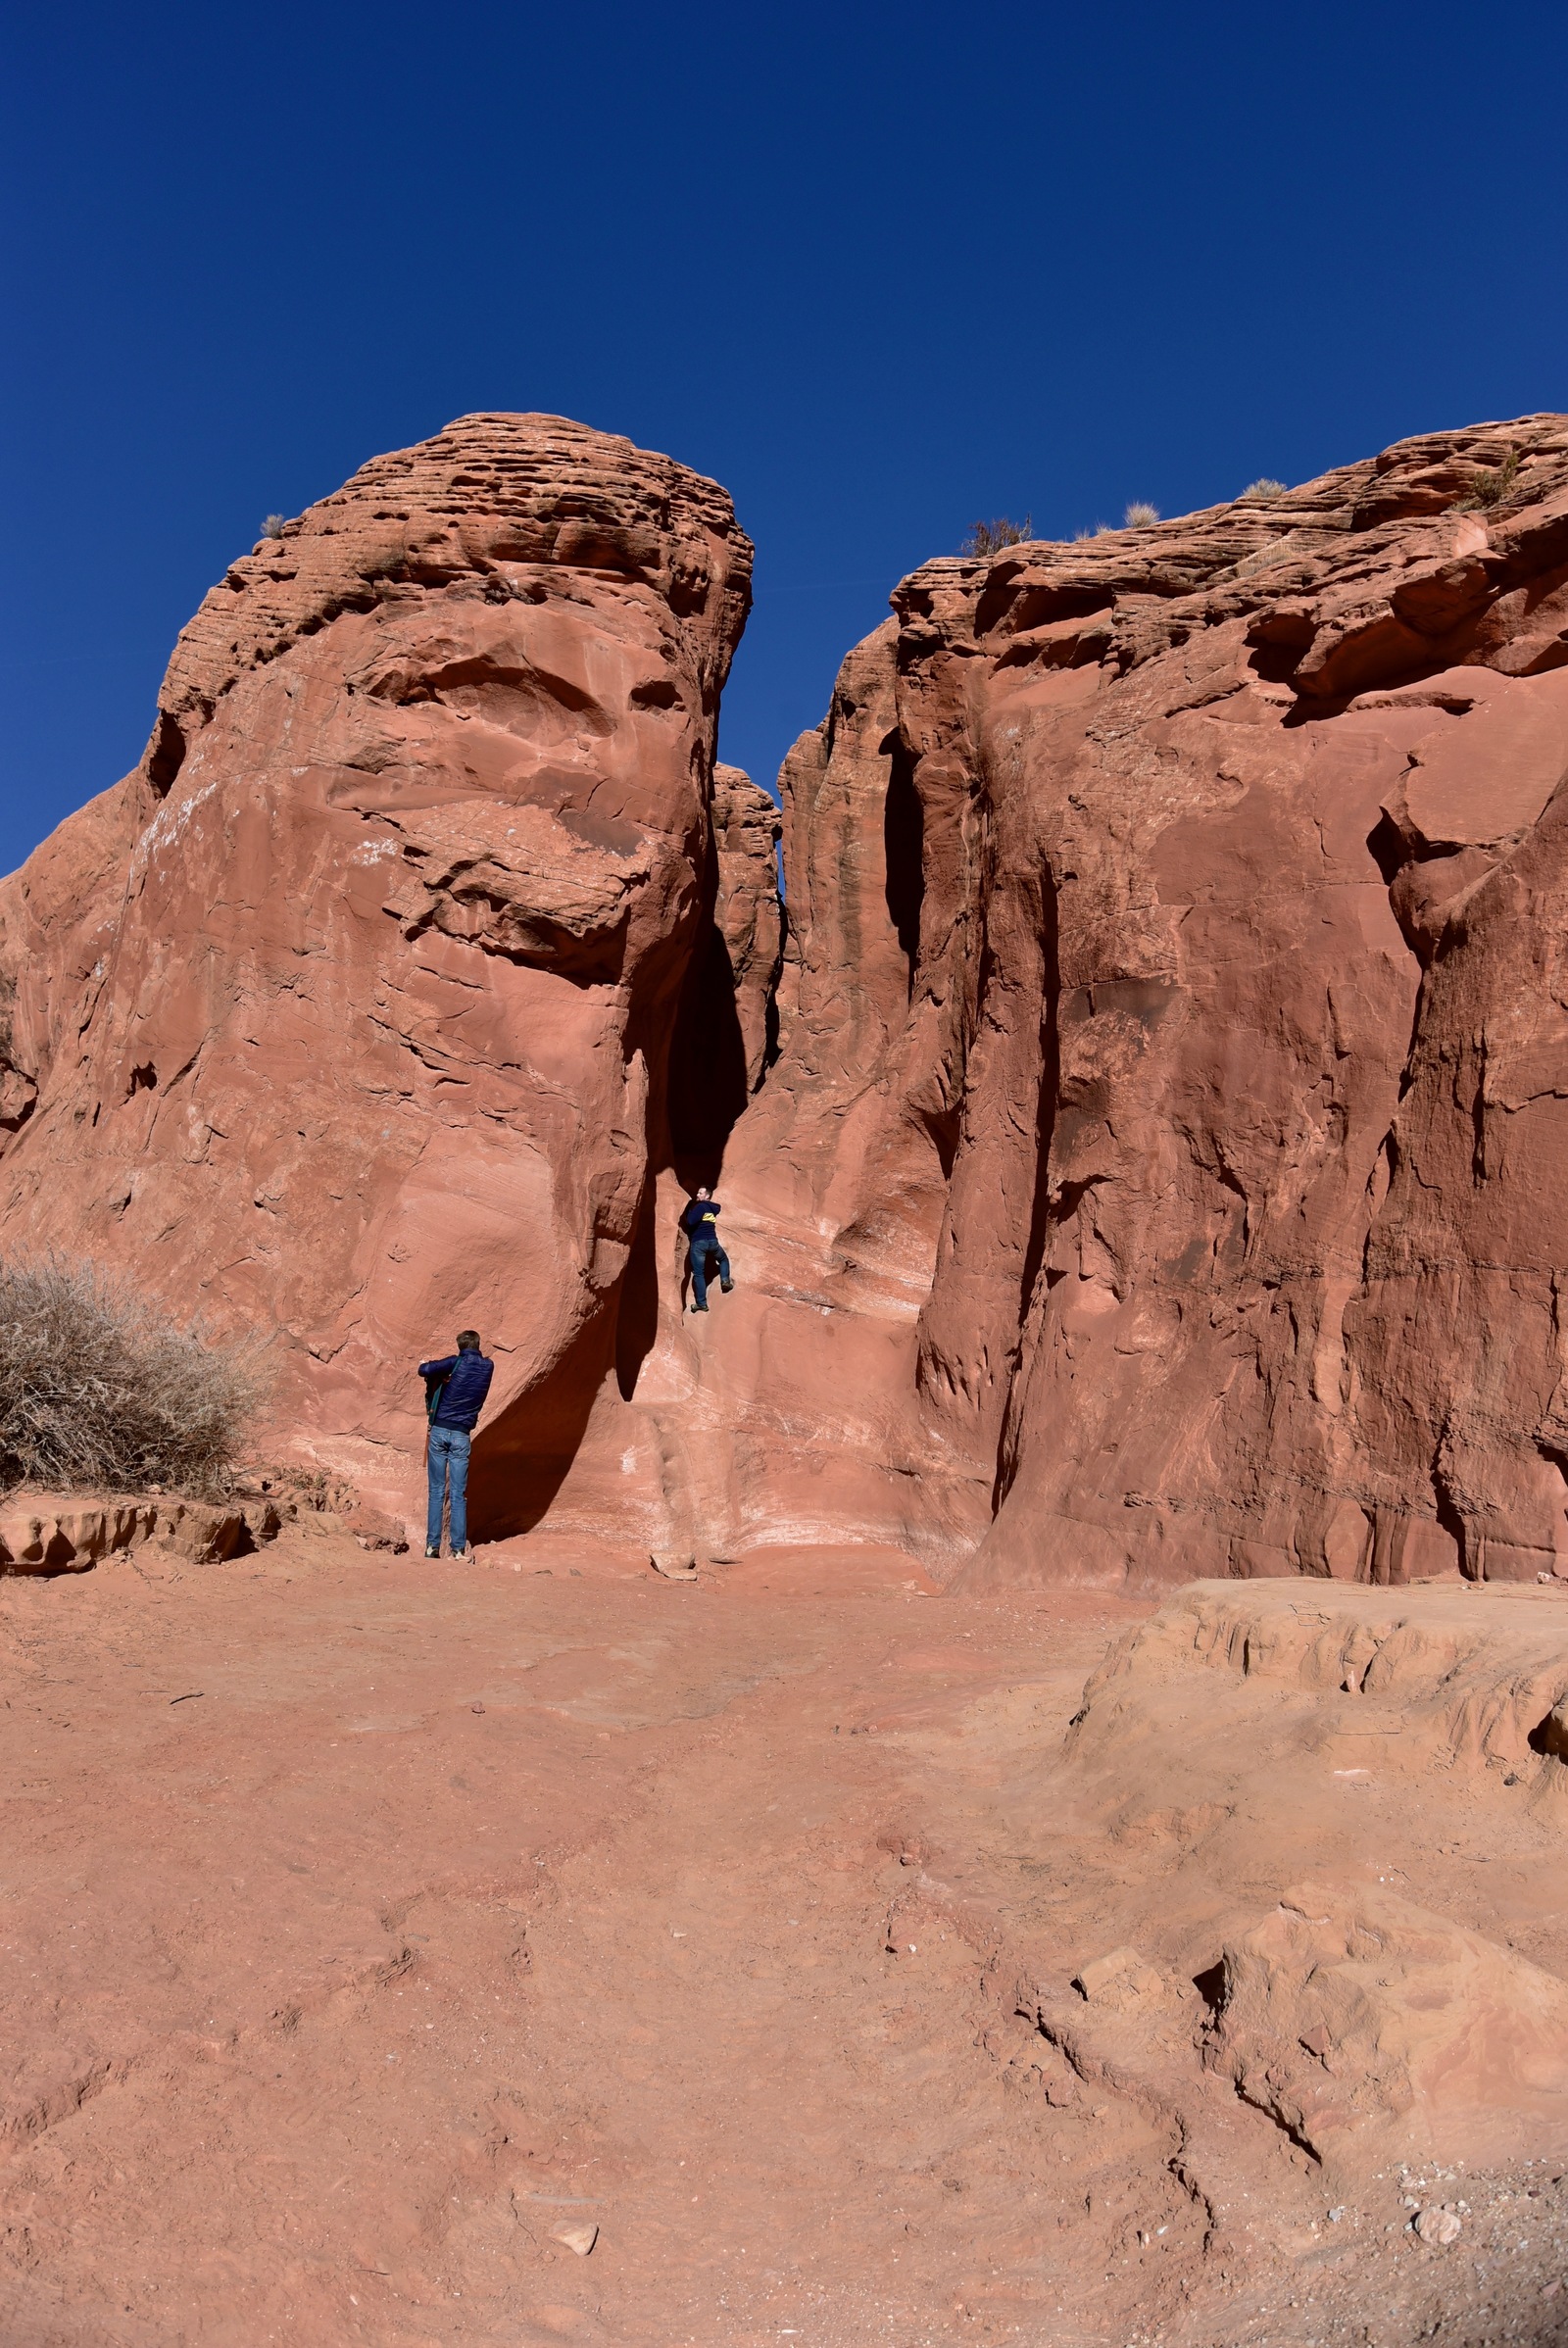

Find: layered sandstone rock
<box><xmin>0</xmin><ymin>416</ymin><xmax>752</xmax><ymax>1530</ymax></box>
<box><xmin>552</xmin><ymin>416</ymin><xmax>1568</xmax><ymax>1584</ymax></box>
<box><xmin>920</xmin><ymin>418</ymin><xmax>1568</xmax><ymax>1588</ymax></box>
<box><xmin>10</xmin><ymin>413</ymin><xmax>1568</xmax><ymax>1587</ymax></box>
<box><xmin>535</xmin><ymin>618</ymin><xmax>989</xmax><ymax>1564</ymax></box>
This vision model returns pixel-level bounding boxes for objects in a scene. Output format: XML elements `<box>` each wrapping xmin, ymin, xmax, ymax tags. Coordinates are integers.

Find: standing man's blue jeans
<box><xmin>426</xmin><ymin>1425</ymin><xmax>471</xmax><ymax>1552</ymax></box>
<box><xmin>690</xmin><ymin>1240</ymin><xmax>731</xmax><ymax>1308</ymax></box>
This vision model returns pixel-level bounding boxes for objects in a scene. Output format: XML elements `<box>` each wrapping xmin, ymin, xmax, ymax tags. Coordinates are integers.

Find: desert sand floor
<box><xmin>2</xmin><ymin>1525</ymin><xmax>1564</xmax><ymax>2348</ymax></box>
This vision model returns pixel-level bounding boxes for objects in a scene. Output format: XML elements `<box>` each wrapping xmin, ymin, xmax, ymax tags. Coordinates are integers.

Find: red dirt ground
<box><xmin>2</xmin><ymin>1528</ymin><xmax>1564</xmax><ymax>2348</ymax></box>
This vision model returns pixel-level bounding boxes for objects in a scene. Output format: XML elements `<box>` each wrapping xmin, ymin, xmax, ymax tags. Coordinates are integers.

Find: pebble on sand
<box><xmin>551</xmin><ymin>2221</ymin><xmax>599</xmax><ymax>2257</ymax></box>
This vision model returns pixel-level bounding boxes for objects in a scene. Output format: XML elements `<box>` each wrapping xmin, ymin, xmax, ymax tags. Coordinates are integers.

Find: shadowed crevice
<box><xmin>466</xmin><ymin>1307</ymin><xmax>617</xmax><ymax>1541</ymax></box>
<box><xmin>614</xmin><ymin>1178</ymin><xmax>661</xmax><ymax>1402</ymax></box>
<box><xmin>667</xmin><ymin>829</ymin><xmax>751</xmax><ymax>1188</ymax></box>
<box><xmin>992</xmin><ymin>856</ymin><xmax>1061</xmax><ymax>1516</ymax></box>
<box><xmin>882</xmin><ymin>730</ymin><xmax>924</xmax><ymax>997</ymax></box>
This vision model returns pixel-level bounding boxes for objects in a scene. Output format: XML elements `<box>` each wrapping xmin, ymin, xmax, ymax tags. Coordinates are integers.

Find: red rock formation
<box><xmin>534</xmin><ymin>617</ymin><xmax>990</xmax><ymax>1566</ymax></box>
<box><xmin>0</xmin><ymin>415</ymin><xmax>752</xmax><ymax>1532</ymax></box>
<box><xmin>10</xmin><ymin>412</ymin><xmax>1568</xmax><ymax>1588</ymax></box>
<box><xmin>710</xmin><ymin>763</ymin><xmax>784</xmax><ymax>1098</ymax></box>
<box><xmin>937</xmin><ymin>420</ymin><xmax>1568</xmax><ymax>1588</ymax></box>
<box><xmin>555</xmin><ymin>416</ymin><xmax>1568</xmax><ymax>1587</ymax></box>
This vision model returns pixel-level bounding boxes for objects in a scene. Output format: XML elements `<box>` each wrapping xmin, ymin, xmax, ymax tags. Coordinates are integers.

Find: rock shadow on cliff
<box><xmin>666</xmin><ymin>910</ymin><xmax>752</xmax><ymax>1191</ymax></box>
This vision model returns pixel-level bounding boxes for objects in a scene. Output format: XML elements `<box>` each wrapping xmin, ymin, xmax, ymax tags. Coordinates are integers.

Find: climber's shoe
<box><xmin>692</xmin><ymin>1301</ymin><xmax>709</xmax><ymax>1312</ymax></box>
<box><xmin>720</xmin><ymin>1278</ymin><xmax>734</xmax><ymax>1293</ymax></box>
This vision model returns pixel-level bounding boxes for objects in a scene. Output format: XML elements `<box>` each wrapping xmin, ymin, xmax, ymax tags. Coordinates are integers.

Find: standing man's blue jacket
<box><xmin>418</xmin><ymin>1350</ymin><xmax>494</xmax><ymax>1430</ymax></box>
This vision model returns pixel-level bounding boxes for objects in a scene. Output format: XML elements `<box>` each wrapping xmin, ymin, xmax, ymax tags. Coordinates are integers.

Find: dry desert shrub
<box><xmin>962</xmin><ymin>514</ymin><xmax>1033</xmax><ymax>558</ymax></box>
<box><xmin>261</xmin><ymin>512</ymin><xmax>289</xmax><ymax>540</ymax></box>
<box><xmin>1123</xmin><ymin>500</ymin><xmax>1160</xmax><ymax>527</ymax></box>
<box><xmin>1242</xmin><ymin>476</ymin><xmax>1287</xmax><ymax>500</ymax></box>
<box><xmin>1458</xmin><ymin>450</ymin><xmax>1522</xmax><ymax>511</ymax></box>
<box><xmin>0</xmin><ymin>1253</ymin><xmax>262</xmax><ymax>1498</ymax></box>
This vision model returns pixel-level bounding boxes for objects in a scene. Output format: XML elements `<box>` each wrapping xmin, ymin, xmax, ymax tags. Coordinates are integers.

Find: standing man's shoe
<box><xmin>452</xmin><ymin>1546</ymin><xmax>472</xmax><ymax>1561</ymax></box>
<box><xmin>425</xmin><ymin>1544</ymin><xmax>441</xmax><ymax>1559</ymax></box>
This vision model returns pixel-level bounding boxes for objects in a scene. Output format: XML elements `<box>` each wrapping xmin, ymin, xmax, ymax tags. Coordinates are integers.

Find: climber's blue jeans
<box><xmin>426</xmin><ymin>1425</ymin><xmax>471</xmax><ymax>1552</ymax></box>
<box><xmin>690</xmin><ymin>1240</ymin><xmax>730</xmax><ymax>1307</ymax></box>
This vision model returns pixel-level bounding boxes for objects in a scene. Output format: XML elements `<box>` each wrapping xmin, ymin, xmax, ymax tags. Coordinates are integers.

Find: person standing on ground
<box><xmin>680</xmin><ymin>1186</ymin><xmax>734</xmax><ymax>1313</ymax></box>
<box><xmin>417</xmin><ymin>1329</ymin><xmax>494</xmax><ymax>1559</ymax></box>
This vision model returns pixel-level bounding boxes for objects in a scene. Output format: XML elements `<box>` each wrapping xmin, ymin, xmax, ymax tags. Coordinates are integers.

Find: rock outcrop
<box><xmin>0</xmin><ymin>415</ymin><xmax>753</xmax><ymax>1532</ymax></box>
<box><xmin>904</xmin><ymin>418</ymin><xmax>1568</xmax><ymax>1588</ymax></box>
<box><xmin>1207</xmin><ymin>1879</ymin><xmax>1568</xmax><ymax>2173</ymax></box>
<box><xmin>552</xmin><ymin>416</ymin><xmax>1568</xmax><ymax>1585</ymax></box>
<box><xmin>9</xmin><ymin>412</ymin><xmax>1568</xmax><ymax>1586</ymax></box>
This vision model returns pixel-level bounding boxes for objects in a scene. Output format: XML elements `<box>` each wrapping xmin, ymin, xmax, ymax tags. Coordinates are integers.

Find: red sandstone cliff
<box><xmin>8</xmin><ymin>413</ymin><xmax>1568</xmax><ymax>1589</ymax></box>
<box><xmin>553</xmin><ymin>416</ymin><xmax>1568</xmax><ymax>1588</ymax></box>
<box><xmin>0</xmin><ymin>415</ymin><xmax>753</xmax><ymax>1530</ymax></box>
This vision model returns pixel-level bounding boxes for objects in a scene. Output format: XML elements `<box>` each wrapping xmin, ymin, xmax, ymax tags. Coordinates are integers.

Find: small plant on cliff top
<box><xmin>1124</xmin><ymin>501</ymin><xmax>1160</xmax><ymax>528</ymax></box>
<box><xmin>1242</xmin><ymin>477</ymin><xmax>1288</xmax><ymax>501</ymax></box>
<box><xmin>261</xmin><ymin>513</ymin><xmax>289</xmax><ymax>541</ymax></box>
<box><xmin>0</xmin><ymin>1253</ymin><xmax>263</xmax><ymax>1498</ymax></box>
<box><xmin>1457</xmin><ymin>449</ymin><xmax>1523</xmax><ymax>511</ymax></box>
<box><xmin>962</xmin><ymin>515</ymin><xmax>1033</xmax><ymax>559</ymax></box>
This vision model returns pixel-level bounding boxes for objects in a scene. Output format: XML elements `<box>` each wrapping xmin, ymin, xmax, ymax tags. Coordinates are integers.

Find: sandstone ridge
<box><xmin>8</xmin><ymin>415</ymin><xmax>1568</xmax><ymax>1588</ymax></box>
<box><xmin>552</xmin><ymin>414</ymin><xmax>1568</xmax><ymax>1589</ymax></box>
<box><xmin>0</xmin><ymin>414</ymin><xmax>757</xmax><ymax>1531</ymax></box>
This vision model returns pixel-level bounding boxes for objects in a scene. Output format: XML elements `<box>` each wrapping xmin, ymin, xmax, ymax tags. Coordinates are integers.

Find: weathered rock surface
<box><xmin>0</xmin><ymin>1490</ymin><xmax>281</xmax><ymax>1572</ymax></box>
<box><xmin>9</xmin><ymin>415</ymin><xmax>1568</xmax><ymax>1584</ymax></box>
<box><xmin>1207</xmin><ymin>1880</ymin><xmax>1568</xmax><ymax>2174</ymax></box>
<box><xmin>1067</xmin><ymin>1576</ymin><xmax>1568</xmax><ymax>1782</ymax></box>
<box><xmin>1026</xmin><ymin>1577</ymin><xmax>1568</xmax><ymax>2194</ymax></box>
<box><xmin>0</xmin><ymin>416</ymin><xmax>752</xmax><ymax>1533</ymax></box>
<box><xmin>20</xmin><ymin>1538</ymin><xmax>1568</xmax><ymax>2343</ymax></box>
<box><xmin>559</xmin><ymin>416</ymin><xmax>1568</xmax><ymax>1584</ymax></box>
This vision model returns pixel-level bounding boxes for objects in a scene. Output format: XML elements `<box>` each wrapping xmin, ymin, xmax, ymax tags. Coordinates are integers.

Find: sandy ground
<box><xmin>2</xmin><ymin>1524</ymin><xmax>1565</xmax><ymax>2348</ymax></box>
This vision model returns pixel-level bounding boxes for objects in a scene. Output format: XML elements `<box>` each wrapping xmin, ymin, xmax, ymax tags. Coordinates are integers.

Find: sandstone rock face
<box><xmin>710</xmin><ymin>763</ymin><xmax>784</xmax><ymax>1098</ymax></box>
<box><xmin>534</xmin><ymin>616</ymin><xmax>988</xmax><ymax>1565</ymax></box>
<box><xmin>0</xmin><ymin>416</ymin><xmax>752</xmax><ymax>1532</ymax></box>
<box><xmin>0</xmin><ymin>1492</ymin><xmax>281</xmax><ymax>1572</ymax></box>
<box><xmin>1207</xmin><ymin>1881</ymin><xmax>1568</xmax><ymax>2174</ymax></box>
<box><xmin>891</xmin><ymin>420</ymin><xmax>1568</xmax><ymax>1586</ymax></box>
<box><xmin>9</xmin><ymin>414</ymin><xmax>1568</xmax><ymax>1584</ymax></box>
<box><xmin>546</xmin><ymin>416</ymin><xmax>1568</xmax><ymax>1583</ymax></box>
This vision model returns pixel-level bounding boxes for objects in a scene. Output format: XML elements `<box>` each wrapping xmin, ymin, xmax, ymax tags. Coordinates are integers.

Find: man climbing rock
<box><xmin>680</xmin><ymin>1187</ymin><xmax>734</xmax><ymax>1313</ymax></box>
<box><xmin>417</xmin><ymin>1329</ymin><xmax>494</xmax><ymax>1559</ymax></box>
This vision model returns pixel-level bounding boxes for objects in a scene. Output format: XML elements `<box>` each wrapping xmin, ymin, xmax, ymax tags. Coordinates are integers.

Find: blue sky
<box><xmin>4</xmin><ymin>0</ymin><xmax>1566</xmax><ymax>874</ymax></box>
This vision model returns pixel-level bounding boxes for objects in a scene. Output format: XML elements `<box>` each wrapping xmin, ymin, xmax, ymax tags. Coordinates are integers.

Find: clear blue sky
<box><xmin>4</xmin><ymin>1</ymin><xmax>1566</xmax><ymax>875</ymax></box>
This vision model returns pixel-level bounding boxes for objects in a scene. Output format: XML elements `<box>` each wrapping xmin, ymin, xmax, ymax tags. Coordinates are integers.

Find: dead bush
<box><xmin>0</xmin><ymin>1253</ymin><xmax>263</xmax><ymax>1498</ymax></box>
<box><xmin>962</xmin><ymin>515</ymin><xmax>1033</xmax><ymax>558</ymax></box>
<box><xmin>1123</xmin><ymin>501</ymin><xmax>1160</xmax><ymax>527</ymax></box>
